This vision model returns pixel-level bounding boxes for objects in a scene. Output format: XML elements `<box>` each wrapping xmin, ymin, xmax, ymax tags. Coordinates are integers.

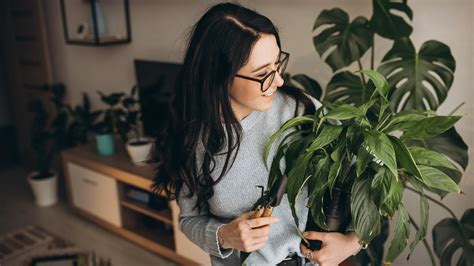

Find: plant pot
<box><xmin>305</xmin><ymin>187</ymin><xmax>351</xmax><ymax>250</ymax></box>
<box><xmin>125</xmin><ymin>137</ymin><xmax>153</xmax><ymax>165</ymax></box>
<box><xmin>95</xmin><ymin>133</ymin><xmax>115</xmax><ymax>156</ymax></box>
<box><xmin>27</xmin><ymin>171</ymin><xmax>58</xmax><ymax>207</ymax></box>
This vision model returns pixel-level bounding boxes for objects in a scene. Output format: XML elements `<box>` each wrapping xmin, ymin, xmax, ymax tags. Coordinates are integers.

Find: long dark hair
<box><xmin>151</xmin><ymin>2</ymin><xmax>315</xmax><ymax>211</ymax></box>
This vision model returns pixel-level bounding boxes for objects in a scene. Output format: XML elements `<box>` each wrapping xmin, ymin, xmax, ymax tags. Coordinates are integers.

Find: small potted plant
<box><xmin>93</xmin><ymin>91</ymin><xmax>126</xmax><ymax>156</ymax></box>
<box><xmin>264</xmin><ymin>70</ymin><xmax>463</xmax><ymax>263</ymax></box>
<box><xmin>120</xmin><ymin>85</ymin><xmax>154</xmax><ymax>165</ymax></box>
<box><xmin>67</xmin><ymin>92</ymin><xmax>102</xmax><ymax>146</ymax></box>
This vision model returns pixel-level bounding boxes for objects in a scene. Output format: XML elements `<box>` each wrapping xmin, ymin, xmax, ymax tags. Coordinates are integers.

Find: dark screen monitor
<box><xmin>134</xmin><ymin>59</ymin><xmax>181</xmax><ymax>137</ymax></box>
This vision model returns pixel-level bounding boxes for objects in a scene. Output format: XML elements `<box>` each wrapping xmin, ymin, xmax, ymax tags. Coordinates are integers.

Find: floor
<box><xmin>0</xmin><ymin>165</ymin><xmax>177</xmax><ymax>266</ymax></box>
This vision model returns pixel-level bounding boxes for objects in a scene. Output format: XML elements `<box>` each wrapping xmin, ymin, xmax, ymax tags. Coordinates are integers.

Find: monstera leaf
<box><xmin>324</xmin><ymin>71</ymin><xmax>374</xmax><ymax>105</ymax></box>
<box><xmin>283</xmin><ymin>73</ymin><xmax>323</xmax><ymax>101</ymax></box>
<box><xmin>370</xmin><ymin>0</ymin><xmax>413</xmax><ymax>39</ymax></box>
<box><xmin>313</xmin><ymin>8</ymin><xmax>373</xmax><ymax>72</ymax></box>
<box><xmin>433</xmin><ymin>209</ymin><xmax>474</xmax><ymax>266</ymax></box>
<box><xmin>407</xmin><ymin>127</ymin><xmax>468</xmax><ymax>197</ymax></box>
<box><xmin>377</xmin><ymin>38</ymin><xmax>456</xmax><ymax>111</ymax></box>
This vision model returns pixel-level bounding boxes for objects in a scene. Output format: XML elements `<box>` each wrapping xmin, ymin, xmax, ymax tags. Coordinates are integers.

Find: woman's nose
<box><xmin>273</xmin><ymin>72</ymin><xmax>284</xmax><ymax>87</ymax></box>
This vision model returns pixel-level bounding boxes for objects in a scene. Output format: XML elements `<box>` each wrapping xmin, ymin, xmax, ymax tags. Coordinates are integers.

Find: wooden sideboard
<box><xmin>61</xmin><ymin>144</ymin><xmax>211</xmax><ymax>265</ymax></box>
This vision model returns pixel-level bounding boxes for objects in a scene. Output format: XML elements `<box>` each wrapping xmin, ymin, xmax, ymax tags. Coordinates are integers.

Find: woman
<box><xmin>152</xmin><ymin>2</ymin><xmax>361</xmax><ymax>265</ymax></box>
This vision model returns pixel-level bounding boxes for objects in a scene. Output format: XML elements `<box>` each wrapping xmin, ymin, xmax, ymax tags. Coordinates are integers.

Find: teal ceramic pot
<box><xmin>95</xmin><ymin>133</ymin><xmax>115</xmax><ymax>156</ymax></box>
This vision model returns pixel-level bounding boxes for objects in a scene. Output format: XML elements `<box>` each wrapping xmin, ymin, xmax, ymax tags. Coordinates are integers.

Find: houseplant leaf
<box><xmin>433</xmin><ymin>209</ymin><xmax>474</xmax><ymax>266</ymax></box>
<box><xmin>313</xmin><ymin>8</ymin><xmax>373</xmax><ymax>72</ymax></box>
<box><xmin>306</xmin><ymin>124</ymin><xmax>343</xmax><ymax>152</ymax></box>
<box><xmin>417</xmin><ymin>165</ymin><xmax>460</xmax><ymax>193</ymax></box>
<box><xmin>377</xmin><ymin>38</ymin><xmax>456</xmax><ymax>111</ymax></box>
<box><xmin>407</xmin><ymin>127</ymin><xmax>468</xmax><ymax>197</ymax></box>
<box><xmin>359</xmin><ymin>69</ymin><xmax>390</xmax><ymax>98</ymax></box>
<box><xmin>263</xmin><ymin>115</ymin><xmax>314</xmax><ymax>167</ymax></box>
<box><xmin>408</xmin><ymin>147</ymin><xmax>458</xmax><ymax>171</ymax></box>
<box><xmin>364</xmin><ymin>130</ymin><xmax>398</xmax><ymax>179</ymax></box>
<box><xmin>407</xmin><ymin>194</ymin><xmax>429</xmax><ymax>259</ymax></box>
<box><xmin>325</xmin><ymin>71</ymin><xmax>373</xmax><ymax>105</ymax></box>
<box><xmin>402</xmin><ymin>116</ymin><xmax>461</xmax><ymax>140</ymax></box>
<box><xmin>370</xmin><ymin>0</ymin><xmax>413</xmax><ymax>39</ymax></box>
<box><xmin>385</xmin><ymin>205</ymin><xmax>410</xmax><ymax>264</ymax></box>
<box><xmin>325</xmin><ymin>104</ymin><xmax>365</xmax><ymax>120</ymax></box>
<box><xmin>351</xmin><ymin>177</ymin><xmax>381</xmax><ymax>244</ymax></box>
<box><xmin>283</xmin><ymin>73</ymin><xmax>323</xmax><ymax>101</ymax></box>
<box><xmin>389</xmin><ymin>136</ymin><xmax>422</xmax><ymax>179</ymax></box>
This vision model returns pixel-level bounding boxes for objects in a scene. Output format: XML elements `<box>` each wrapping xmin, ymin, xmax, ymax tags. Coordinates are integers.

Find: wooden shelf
<box><xmin>120</xmin><ymin>199</ymin><xmax>173</xmax><ymax>225</ymax></box>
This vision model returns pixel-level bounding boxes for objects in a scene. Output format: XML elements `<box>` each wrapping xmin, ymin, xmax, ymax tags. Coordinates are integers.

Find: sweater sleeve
<box><xmin>177</xmin><ymin>184</ymin><xmax>234</xmax><ymax>259</ymax></box>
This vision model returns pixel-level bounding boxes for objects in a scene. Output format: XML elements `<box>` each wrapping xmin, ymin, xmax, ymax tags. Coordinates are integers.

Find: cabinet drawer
<box><xmin>67</xmin><ymin>162</ymin><xmax>122</xmax><ymax>227</ymax></box>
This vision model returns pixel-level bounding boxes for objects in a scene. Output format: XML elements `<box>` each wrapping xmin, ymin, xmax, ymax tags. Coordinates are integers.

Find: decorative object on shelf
<box><xmin>121</xmin><ymin>85</ymin><xmax>154</xmax><ymax>165</ymax></box>
<box><xmin>60</xmin><ymin>0</ymin><xmax>131</xmax><ymax>46</ymax></box>
<box><xmin>93</xmin><ymin>91</ymin><xmax>126</xmax><ymax>156</ymax></box>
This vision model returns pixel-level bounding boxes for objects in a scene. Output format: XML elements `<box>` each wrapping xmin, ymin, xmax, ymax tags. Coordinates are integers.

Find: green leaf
<box><xmin>385</xmin><ymin>205</ymin><xmax>410</xmax><ymax>263</ymax></box>
<box><xmin>313</xmin><ymin>8</ymin><xmax>373</xmax><ymax>72</ymax></box>
<box><xmin>433</xmin><ymin>209</ymin><xmax>474</xmax><ymax>266</ymax></box>
<box><xmin>381</xmin><ymin>172</ymin><xmax>403</xmax><ymax>217</ymax></box>
<box><xmin>325</xmin><ymin>104</ymin><xmax>365</xmax><ymax>120</ymax></box>
<box><xmin>389</xmin><ymin>136</ymin><xmax>422</xmax><ymax>179</ymax></box>
<box><xmin>356</xmin><ymin>145</ymin><xmax>371</xmax><ymax>177</ymax></box>
<box><xmin>351</xmin><ymin>177</ymin><xmax>381</xmax><ymax>244</ymax></box>
<box><xmin>324</xmin><ymin>71</ymin><xmax>373</xmax><ymax>106</ymax></box>
<box><xmin>407</xmin><ymin>127</ymin><xmax>468</xmax><ymax>197</ymax></box>
<box><xmin>264</xmin><ymin>115</ymin><xmax>314</xmax><ymax>167</ymax></box>
<box><xmin>292</xmin><ymin>74</ymin><xmax>323</xmax><ymax>101</ymax></box>
<box><xmin>287</xmin><ymin>152</ymin><xmax>314</xmax><ymax>206</ymax></box>
<box><xmin>402</xmin><ymin>116</ymin><xmax>461</xmax><ymax>140</ymax></box>
<box><xmin>407</xmin><ymin>194</ymin><xmax>429</xmax><ymax>259</ymax></box>
<box><xmin>408</xmin><ymin>147</ymin><xmax>458</xmax><ymax>171</ymax></box>
<box><xmin>306</xmin><ymin>125</ymin><xmax>343</xmax><ymax>152</ymax></box>
<box><xmin>364</xmin><ymin>130</ymin><xmax>398</xmax><ymax>179</ymax></box>
<box><xmin>377</xmin><ymin>38</ymin><xmax>456</xmax><ymax>111</ymax></box>
<box><xmin>359</xmin><ymin>69</ymin><xmax>390</xmax><ymax>98</ymax></box>
<box><xmin>382</xmin><ymin>110</ymin><xmax>428</xmax><ymax>133</ymax></box>
<box><xmin>370</xmin><ymin>167</ymin><xmax>391</xmax><ymax>210</ymax></box>
<box><xmin>370</xmin><ymin>0</ymin><xmax>413</xmax><ymax>40</ymax></box>
<box><xmin>418</xmin><ymin>165</ymin><xmax>460</xmax><ymax>193</ymax></box>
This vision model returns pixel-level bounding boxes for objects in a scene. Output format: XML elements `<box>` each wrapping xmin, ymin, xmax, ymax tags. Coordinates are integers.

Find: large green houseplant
<box><xmin>279</xmin><ymin>1</ymin><xmax>471</xmax><ymax>265</ymax></box>
<box><xmin>265</xmin><ymin>70</ymin><xmax>466</xmax><ymax>264</ymax></box>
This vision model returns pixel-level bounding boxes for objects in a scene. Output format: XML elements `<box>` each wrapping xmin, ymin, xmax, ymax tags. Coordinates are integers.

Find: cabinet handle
<box><xmin>82</xmin><ymin>178</ymin><xmax>98</xmax><ymax>186</ymax></box>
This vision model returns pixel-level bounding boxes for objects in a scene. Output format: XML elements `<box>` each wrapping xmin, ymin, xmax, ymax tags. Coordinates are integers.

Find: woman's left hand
<box><xmin>300</xmin><ymin>231</ymin><xmax>361</xmax><ymax>266</ymax></box>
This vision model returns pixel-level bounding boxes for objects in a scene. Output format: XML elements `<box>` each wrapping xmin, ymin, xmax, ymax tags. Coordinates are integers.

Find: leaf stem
<box><xmin>357</xmin><ymin>60</ymin><xmax>367</xmax><ymax>101</ymax></box>
<box><xmin>407</xmin><ymin>213</ymin><xmax>436</xmax><ymax>266</ymax></box>
<box><xmin>448</xmin><ymin>102</ymin><xmax>465</xmax><ymax>116</ymax></box>
<box><xmin>371</xmin><ymin>35</ymin><xmax>375</xmax><ymax>70</ymax></box>
<box><xmin>405</xmin><ymin>186</ymin><xmax>458</xmax><ymax>219</ymax></box>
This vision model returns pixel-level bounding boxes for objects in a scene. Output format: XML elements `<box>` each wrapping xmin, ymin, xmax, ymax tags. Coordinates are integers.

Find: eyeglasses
<box><xmin>235</xmin><ymin>51</ymin><xmax>289</xmax><ymax>93</ymax></box>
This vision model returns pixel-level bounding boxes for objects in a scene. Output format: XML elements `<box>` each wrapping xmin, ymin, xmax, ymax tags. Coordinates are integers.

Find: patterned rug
<box><xmin>0</xmin><ymin>225</ymin><xmax>91</xmax><ymax>266</ymax></box>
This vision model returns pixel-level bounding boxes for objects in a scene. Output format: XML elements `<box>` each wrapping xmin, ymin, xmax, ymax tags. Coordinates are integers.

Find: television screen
<box><xmin>134</xmin><ymin>59</ymin><xmax>181</xmax><ymax>137</ymax></box>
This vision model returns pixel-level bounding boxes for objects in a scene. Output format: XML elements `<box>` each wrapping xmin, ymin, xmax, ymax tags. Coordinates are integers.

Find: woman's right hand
<box><xmin>218</xmin><ymin>211</ymin><xmax>279</xmax><ymax>252</ymax></box>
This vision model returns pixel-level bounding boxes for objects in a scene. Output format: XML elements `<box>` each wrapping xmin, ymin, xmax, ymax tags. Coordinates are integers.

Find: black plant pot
<box><xmin>305</xmin><ymin>187</ymin><xmax>351</xmax><ymax>250</ymax></box>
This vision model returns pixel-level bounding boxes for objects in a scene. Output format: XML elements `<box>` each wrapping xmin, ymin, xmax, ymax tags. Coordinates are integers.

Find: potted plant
<box><xmin>67</xmin><ymin>92</ymin><xmax>102</xmax><ymax>146</ymax></box>
<box><xmin>26</xmin><ymin>84</ymin><xmax>73</xmax><ymax>207</ymax></box>
<box><xmin>93</xmin><ymin>91</ymin><xmax>126</xmax><ymax>156</ymax></box>
<box><xmin>264</xmin><ymin>70</ymin><xmax>464</xmax><ymax>264</ymax></box>
<box><xmin>120</xmin><ymin>85</ymin><xmax>154</xmax><ymax>165</ymax></box>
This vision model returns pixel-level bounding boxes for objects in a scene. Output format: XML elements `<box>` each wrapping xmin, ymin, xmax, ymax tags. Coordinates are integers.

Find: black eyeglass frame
<box><xmin>235</xmin><ymin>51</ymin><xmax>290</xmax><ymax>92</ymax></box>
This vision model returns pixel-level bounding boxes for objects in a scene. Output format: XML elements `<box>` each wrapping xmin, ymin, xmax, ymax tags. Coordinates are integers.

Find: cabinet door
<box><xmin>67</xmin><ymin>162</ymin><xmax>122</xmax><ymax>227</ymax></box>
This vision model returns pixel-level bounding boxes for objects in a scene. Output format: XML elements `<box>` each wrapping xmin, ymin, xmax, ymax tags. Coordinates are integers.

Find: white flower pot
<box><xmin>27</xmin><ymin>171</ymin><xmax>58</xmax><ymax>207</ymax></box>
<box><xmin>125</xmin><ymin>137</ymin><xmax>154</xmax><ymax>166</ymax></box>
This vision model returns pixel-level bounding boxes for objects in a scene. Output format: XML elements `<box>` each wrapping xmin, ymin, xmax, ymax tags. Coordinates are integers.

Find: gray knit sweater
<box><xmin>178</xmin><ymin>90</ymin><xmax>321</xmax><ymax>265</ymax></box>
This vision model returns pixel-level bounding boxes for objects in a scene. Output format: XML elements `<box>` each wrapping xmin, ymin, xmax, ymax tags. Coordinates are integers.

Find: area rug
<box><xmin>0</xmin><ymin>225</ymin><xmax>89</xmax><ymax>266</ymax></box>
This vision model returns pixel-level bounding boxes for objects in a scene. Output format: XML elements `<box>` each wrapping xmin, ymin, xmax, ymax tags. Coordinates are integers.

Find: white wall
<box><xmin>43</xmin><ymin>1</ymin><xmax>473</xmax><ymax>265</ymax></box>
